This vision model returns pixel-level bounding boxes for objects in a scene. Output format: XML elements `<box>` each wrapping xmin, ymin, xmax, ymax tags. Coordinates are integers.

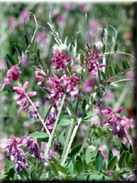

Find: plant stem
<box><xmin>41</xmin><ymin>103</ymin><xmax>54</xmax><ymax>132</ymax></box>
<box><xmin>61</xmin><ymin>117</ymin><xmax>82</xmax><ymax>166</ymax></box>
<box><xmin>60</xmin><ymin>119</ymin><xmax>75</xmax><ymax>163</ymax></box>
<box><xmin>23</xmin><ymin>169</ymin><xmax>30</xmax><ymax>181</ymax></box>
<box><xmin>99</xmin><ymin>51</ymin><xmax>135</xmax><ymax>59</ymax></box>
<box><xmin>0</xmin><ymin>80</ymin><xmax>4</xmax><ymax>92</ymax></box>
<box><xmin>37</xmin><ymin>164</ymin><xmax>44</xmax><ymax>180</ymax></box>
<box><xmin>24</xmin><ymin>92</ymin><xmax>50</xmax><ymax>136</ymax></box>
<box><xmin>44</xmin><ymin>93</ymin><xmax>66</xmax><ymax>158</ymax></box>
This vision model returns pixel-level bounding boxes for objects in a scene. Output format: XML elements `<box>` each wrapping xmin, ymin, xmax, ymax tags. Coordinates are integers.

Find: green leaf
<box><xmin>6</xmin><ymin>54</ymin><xmax>15</xmax><ymax>66</ymax></box>
<box><xmin>75</xmin><ymin>160</ymin><xmax>83</xmax><ymax>173</ymax></box>
<box><xmin>59</xmin><ymin>119</ymin><xmax>72</xmax><ymax>127</ymax></box>
<box><xmin>84</xmin><ymin>160</ymin><xmax>88</xmax><ymax>171</ymax></box>
<box><xmin>14</xmin><ymin>52</ymin><xmax>19</xmax><ymax>64</ymax></box>
<box><xmin>68</xmin><ymin>145</ymin><xmax>82</xmax><ymax>158</ymax></box>
<box><xmin>58</xmin><ymin>129</ymin><xmax>66</xmax><ymax>142</ymax></box>
<box><xmin>67</xmin><ymin>63</ymin><xmax>72</xmax><ymax>73</ymax></box>
<box><xmin>84</xmin><ymin>111</ymin><xmax>97</xmax><ymax>120</ymax></box>
<box><xmin>100</xmin><ymin>70</ymin><xmax>106</xmax><ymax>80</ymax></box>
<box><xmin>126</xmin><ymin>153</ymin><xmax>134</xmax><ymax>169</ymax></box>
<box><xmin>29</xmin><ymin>132</ymin><xmax>48</xmax><ymax>139</ymax></box>
<box><xmin>52</xmin><ymin>157</ymin><xmax>58</xmax><ymax>165</ymax></box>
<box><xmin>82</xmin><ymin>99</ymin><xmax>87</xmax><ymax>110</ymax></box>
<box><xmin>115</xmin><ymin>64</ymin><xmax>120</xmax><ymax>73</ymax></box>
<box><xmin>80</xmin><ymin>53</ymin><xmax>84</xmax><ymax>64</ymax></box>
<box><xmin>91</xmin><ymin>164</ymin><xmax>96</xmax><ymax>171</ymax></box>
<box><xmin>125</xmin><ymin>59</ymin><xmax>130</xmax><ymax>69</ymax></box>
<box><xmin>108</xmin><ymin>156</ymin><xmax>117</xmax><ymax>170</ymax></box>
<box><xmin>56</xmin><ymin>164</ymin><xmax>67</xmax><ymax>174</ymax></box>
<box><xmin>0</xmin><ymin>174</ymin><xmax>7</xmax><ymax>181</ymax></box>
<box><xmin>108</xmin><ymin>149</ymin><xmax>113</xmax><ymax>161</ymax></box>
<box><xmin>113</xmin><ymin>43</ymin><xmax>118</xmax><ymax>52</ymax></box>
<box><xmin>24</xmin><ymin>34</ymin><xmax>29</xmax><ymax>47</ymax></box>
<box><xmin>107</xmin><ymin>44</ymin><xmax>111</xmax><ymax>52</ymax></box>
<box><xmin>65</xmin><ymin>175</ymin><xmax>73</xmax><ymax>180</ymax></box>
<box><xmin>31</xmin><ymin>171</ymin><xmax>38</xmax><ymax>181</ymax></box>
<box><xmin>88</xmin><ymin>174</ymin><xmax>103</xmax><ymax>181</ymax></box>
<box><xmin>118</xmin><ymin>151</ymin><xmax>127</xmax><ymax>168</ymax></box>
<box><xmin>91</xmin><ymin>151</ymin><xmax>98</xmax><ymax>159</ymax></box>
<box><xmin>49</xmin><ymin>162</ymin><xmax>58</xmax><ymax>176</ymax></box>
<box><xmin>85</xmin><ymin>149</ymin><xmax>92</xmax><ymax>164</ymax></box>
<box><xmin>95</xmin><ymin>151</ymin><xmax>104</xmax><ymax>171</ymax></box>
<box><xmin>129</xmin><ymin>144</ymin><xmax>133</xmax><ymax>153</ymax></box>
<box><xmin>108</xmin><ymin>66</ymin><xmax>113</xmax><ymax>76</ymax></box>
<box><xmin>98</xmin><ymin>128</ymin><xmax>104</xmax><ymax>136</ymax></box>
<box><xmin>14</xmin><ymin>43</ymin><xmax>22</xmax><ymax>57</ymax></box>
<box><xmin>121</xmin><ymin>142</ymin><xmax>128</xmax><ymax>151</ymax></box>
<box><xmin>102</xmin><ymin>44</ymin><xmax>106</xmax><ymax>53</ymax></box>
<box><xmin>103</xmin><ymin>175</ymin><xmax>112</xmax><ymax>180</ymax></box>
<box><xmin>105</xmin><ymin>66</ymin><xmax>109</xmax><ymax>79</ymax></box>
<box><xmin>122</xmin><ymin>46</ymin><xmax>125</xmax><ymax>52</ymax></box>
<box><xmin>122</xmin><ymin>60</ymin><xmax>127</xmax><ymax>70</ymax></box>
<box><xmin>114</xmin><ymin>64</ymin><xmax>120</xmax><ymax>74</ymax></box>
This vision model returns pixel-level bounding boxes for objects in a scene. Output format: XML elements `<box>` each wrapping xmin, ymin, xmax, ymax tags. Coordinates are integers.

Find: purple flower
<box><xmin>80</xmin><ymin>50</ymin><xmax>105</xmax><ymax>77</ymax></box>
<box><xmin>82</xmin><ymin>77</ymin><xmax>95</xmax><ymax>93</ymax></box>
<box><xmin>29</xmin><ymin>102</ymin><xmax>41</xmax><ymax>119</ymax></box>
<box><xmin>45</xmin><ymin>108</ymin><xmax>56</xmax><ymax>133</ymax></box>
<box><xmin>40</xmin><ymin>142</ymin><xmax>59</xmax><ymax>162</ymax></box>
<box><xmin>19</xmin><ymin>9</ymin><xmax>29</xmax><ymax>24</ymax></box>
<box><xmin>44</xmin><ymin>74</ymin><xmax>80</xmax><ymax>105</ymax></box>
<box><xmin>21</xmin><ymin>137</ymin><xmax>40</xmax><ymax>159</ymax></box>
<box><xmin>101</xmin><ymin>106</ymin><xmax>126</xmax><ymax>138</ymax></box>
<box><xmin>56</xmin><ymin>15</ymin><xmax>65</xmax><ymax>27</ymax></box>
<box><xmin>13</xmin><ymin>82</ymin><xmax>41</xmax><ymax>119</ymax></box>
<box><xmin>77</xmin><ymin>2</ymin><xmax>88</xmax><ymax>12</ymax></box>
<box><xmin>2</xmin><ymin>136</ymin><xmax>29</xmax><ymax>173</ymax></box>
<box><xmin>103</xmin><ymin>91</ymin><xmax>114</xmax><ymax>104</ymax></box>
<box><xmin>7</xmin><ymin>16</ymin><xmax>16</xmax><ymax>27</ymax></box>
<box><xmin>35</xmin><ymin>32</ymin><xmax>50</xmax><ymax>52</ymax></box>
<box><xmin>35</xmin><ymin>67</ymin><xmax>47</xmax><ymax>86</ymax></box>
<box><xmin>51</xmin><ymin>51</ymin><xmax>71</xmax><ymax>70</ymax></box>
<box><xmin>4</xmin><ymin>65</ymin><xmax>21</xmax><ymax>86</ymax></box>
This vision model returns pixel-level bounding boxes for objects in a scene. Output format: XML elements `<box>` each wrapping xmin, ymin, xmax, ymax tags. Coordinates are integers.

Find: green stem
<box><xmin>23</xmin><ymin>169</ymin><xmax>30</xmax><ymax>181</ymax></box>
<box><xmin>61</xmin><ymin>117</ymin><xmax>82</xmax><ymax>166</ymax></box>
<box><xmin>37</xmin><ymin>164</ymin><xmax>44</xmax><ymax>180</ymax></box>
<box><xmin>60</xmin><ymin>119</ymin><xmax>75</xmax><ymax>163</ymax></box>
<box><xmin>44</xmin><ymin>93</ymin><xmax>66</xmax><ymax>158</ymax></box>
<box><xmin>99</xmin><ymin>51</ymin><xmax>135</xmax><ymax>59</ymax></box>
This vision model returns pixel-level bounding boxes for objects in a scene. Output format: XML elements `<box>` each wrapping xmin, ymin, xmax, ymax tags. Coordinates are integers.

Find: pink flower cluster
<box><xmin>35</xmin><ymin>67</ymin><xmax>47</xmax><ymax>86</ymax></box>
<box><xmin>82</xmin><ymin>77</ymin><xmax>95</xmax><ymax>93</ymax></box>
<box><xmin>101</xmin><ymin>106</ymin><xmax>126</xmax><ymax>138</ymax></box>
<box><xmin>44</xmin><ymin>73</ymin><xmax>80</xmax><ymax>105</ymax></box>
<box><xmin>87</xmin><ymin>50</ymin><xmax>105</xmax><ymax>75</ymax></box>
<box><xmin>2</xmin><ymin>136</ymin><xmax>42</xmax><ymax>173</ymax></box>
<box><xmin>51</xmin><ymin>52</ymin><xmax>71</xmax><ymax>70</ymax></box>
<box><xmin>56</xmin><ymin>15</ymin><xmax>65</xmax><ymax>27</ymax></box>
<box><xmin>13</xmin><ymin>81</ymin><xmax>41</xmax><ymax>119</ymax></box>
<box><xmin>2</xmin><ymin>136</ymin><xmax>29</xmax><ymax>173</ymax></box>
<box><xmin>4</xmin><ymin>65</ymin><xmax>21</xmax><ymax>86</ymax></box>
<box><xmin>45</xmin><ymin>109</ymin><xmax>56</xmax><ymax>133</ymax></box>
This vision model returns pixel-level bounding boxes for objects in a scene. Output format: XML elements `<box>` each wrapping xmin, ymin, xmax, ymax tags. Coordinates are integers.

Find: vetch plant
<box><xmin>0</xmin><ymin>12</ymin><xmax>136</xmax><ymax>181</ymax></box>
